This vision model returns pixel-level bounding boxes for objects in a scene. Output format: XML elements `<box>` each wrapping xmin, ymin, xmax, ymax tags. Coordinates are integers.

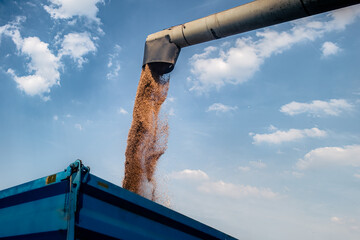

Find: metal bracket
<box><xmin>65</xmin><ymin>160</ymin><xmax>90</xmax><ymax>240</ymax></box>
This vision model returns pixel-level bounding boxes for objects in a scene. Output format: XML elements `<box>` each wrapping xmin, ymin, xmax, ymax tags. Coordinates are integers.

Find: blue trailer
<box><xmin>0</xmin><ymin>160</ymin><xmax>236</xmax><ymax>240</ymax></box>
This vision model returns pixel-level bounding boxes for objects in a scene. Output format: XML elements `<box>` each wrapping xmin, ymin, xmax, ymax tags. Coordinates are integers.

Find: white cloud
<box><xmin>107</xmin><ymin>63</ymin><xmax>121</xmax><ymax>80</ymax></box>
<box><xmin>238</xmin><ymin>166</ymin><xmax>250</xmax><ymax>172</ymax></box>
<box><xmin>65</xmin><ymin>114</ymin><xmax>72</xmax><ymax>118</ymax></box>
<box><xmin>67</xmin><ymin>19</ymin><xmax>78</xmax><ymax>26</ymax></box>
<box><xmin>252</xmin><ymin>128</ymin><xmax>327</xmax><ymax>144</ymax></box>
<box><xmin>60</xmin><ymin>32</ymin><xmax>96</xmax><ymax>67</ymax></box>
<box><xmin>0</xmin><ymin>17</ymin><xmax>24</xmax><ymax>47</ymax></box>
<box><xmin>326</xmin><ymin>5</ymin><xmax>360</xmax><ymax>31</ymax></box>
<box><xmin>238</xmin><ymin>161</ymin><xmax>266</xmax><ymax>172</ymax></box>
<box><xmin>1</xmin><ymin>20</ymin><xmax>60</xmax><ymax>99</ymax></box>
<box><xmin>1</xmin><ymin>19</ymin><xmax>98</xmax><ymax>99</ymax></box>
<box><xmin>167</xmin><ymin>96</ymin><xmax>175</xmax><ymax>103</ymax></box>
<box><xmin>331</xmin><ymin>217</ymin><xmax>342</xmax><ymax>224</ymax></box>
<box><xmin>161</xmin><ymin>95</ymin><xmax>176</xmax><ymax>116</ymax></box>
<box><xmin>296</xmin><ymin>145</ymin><xmax>360</xmax><ymax>170</ymax></box>
<box><xmin>107</xmin><ymin>44</ymin><xmax>121</xmax><ymax>80</ymax></box>
<box><xmin>188</xmin><ymin>5</ymin><xmax>360</xmax><ymax>93</ymax></box>
<box><xmin>249</xmin><ymin>161</ymin><xmax>267</xmax><ymax>169</ymax></box>
<box><xmin>44</xmin><ymin>0</ymin><xmax>104</xmax><ymax>24</ymax></box>
<box><xmin>171</xmin><ymin>169</ymin><xmax>278</xmax><ymax>199</ymax></box>
<box><xmin>268</xmin><ymin>125</ymin><xmax>278</xmax><ymax>131</ymax></box>
<box><xmin>53</xmin><ymin>115</ymin><xmax>58</xmax><ymax>121</ymax></box>
<box><xmin>168</xmin><ymin>107</ymin><xmax>175</xmax><ymax>116</ymax></box>
<box><xmin>0</xmin><ymin>27</ymin><xmax>5</xmax><ymax>38</ymax></box>
<box><xmin>74</xmin><ymin>123</ymin><xmax>83</xmax><ymax>131</ymax></box>
<box><xmin>330</xmin><ymin>216</ymin><xmax>360</xmax><ymax>232</ymax></box>
<box><xmin>170</xmin><ymin>169</ymin><xmax>209</xmax><ymax>181</ymax></box>
<box><xmin>280</xmin><ymin>99</ymin><xmax>353</xmax><ymax>117</ymax></box>
<box><xmin>107</xmin><ymin>44</ymin><xmax>121</xmax><ymax>67</ymax></box>
<box><xmin>207</xmin><ymin>103</ymin><xmax>238</xmax><ymax>113</ymax></box>
<box><xmin>321</xmin><ymin>41</ymin><xmax>341</xmax><ymax>57</ymax></box>
<box><xmin>198</xmin><ymin>181</ymin><xmax>278</xmax><ymax>199</ymax></box>
<box><xmin>354</xmin><ymin>173</ymin><xmax>360</xmax><ymax>179</ymax></box>
<box><xmin>117</xmin><ymin>107</ymin><xmax>128</xmax><ymax>115</ymax></box>
<box><xmin>292</xmin><ymin>171</ymin><xmax>304</xmax><ymax>178</ymax></box>
<box><xmin>188</xmin><ymin>39</ymin><xmax>261</xmax><ymax>92</ymax></box>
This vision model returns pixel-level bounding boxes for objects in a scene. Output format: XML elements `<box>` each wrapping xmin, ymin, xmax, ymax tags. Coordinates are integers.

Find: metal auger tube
<box><xmin>143</xmin><ymin>0</ymin><xmax>360</xmax><ymax>75</ymax></box>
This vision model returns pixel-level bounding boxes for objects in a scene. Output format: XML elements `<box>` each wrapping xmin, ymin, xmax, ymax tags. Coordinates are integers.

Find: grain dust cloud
<box><xmin>122</xmin><ymin>64</ymin><xmax>169</xmax><ymax>201</ymax></box>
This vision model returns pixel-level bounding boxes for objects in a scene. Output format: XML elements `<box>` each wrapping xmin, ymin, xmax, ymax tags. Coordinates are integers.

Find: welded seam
<box><xmin>210</xmin><ymin>28</ymin><xmax>220</xmax><ymax>39</ymax></box>
<box><xmin>299</xmin><ymin>0</ymin><xmax>310</xmax><ymax>16</ymax></box>
<box><xmin>181</xmin><ymin>24</ymin><xmax>190</xmax><ymax>46</ymax></box>
<box><xmin>212</xmin><ymin>13</ymin><xmax>222</xmax><ymax>39</ymax></box>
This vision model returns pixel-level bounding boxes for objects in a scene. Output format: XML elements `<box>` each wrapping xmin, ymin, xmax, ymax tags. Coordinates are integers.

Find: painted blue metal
<box><xmin>65</xmin><ymin>160</ymin><xmax>90</xmax><ymax>240</ymax></box>
<box><xmin>0</xmin><ymin>160</ymin><xmax>237</xmax><ymax>240</ymax></box>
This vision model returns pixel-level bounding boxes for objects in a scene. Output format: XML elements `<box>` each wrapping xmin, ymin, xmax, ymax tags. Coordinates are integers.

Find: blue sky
<box><xmin>1</xmin><ymin>0</ymin><xmax>360</xmax><ymax>239</ymax></box>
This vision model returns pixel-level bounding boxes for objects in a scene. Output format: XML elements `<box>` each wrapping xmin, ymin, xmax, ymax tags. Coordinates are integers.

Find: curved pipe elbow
<box><xmin>142</xmin><ymin>35</ymin><xmax>181</xmax><ymax>75</ymax></box>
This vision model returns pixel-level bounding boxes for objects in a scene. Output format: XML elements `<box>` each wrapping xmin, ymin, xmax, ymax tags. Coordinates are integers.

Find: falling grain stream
<box><xmin>122</xmin><ymin>64</ymin><xmax>169</xmax><ymax>200</ymax></box>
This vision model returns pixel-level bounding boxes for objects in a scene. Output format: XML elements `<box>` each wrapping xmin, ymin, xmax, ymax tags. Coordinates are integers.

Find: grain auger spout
<box><xmin>142</xmin><ymin>0</ymin><xmax>360</xmax><ymax>75</ymax></box>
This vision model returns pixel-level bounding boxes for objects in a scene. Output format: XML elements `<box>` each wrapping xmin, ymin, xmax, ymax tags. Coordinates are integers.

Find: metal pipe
<box><xmin>143</xmin><ymin>0</ymin><xmax>360</xmax><ymax>74</ymax></box>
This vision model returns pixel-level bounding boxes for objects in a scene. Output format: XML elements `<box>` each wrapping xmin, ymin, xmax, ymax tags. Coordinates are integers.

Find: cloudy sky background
<box><xmin>1</xmin><ymin>1</ymin><xmax>360</xmax><ymax>239</ymax></box>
